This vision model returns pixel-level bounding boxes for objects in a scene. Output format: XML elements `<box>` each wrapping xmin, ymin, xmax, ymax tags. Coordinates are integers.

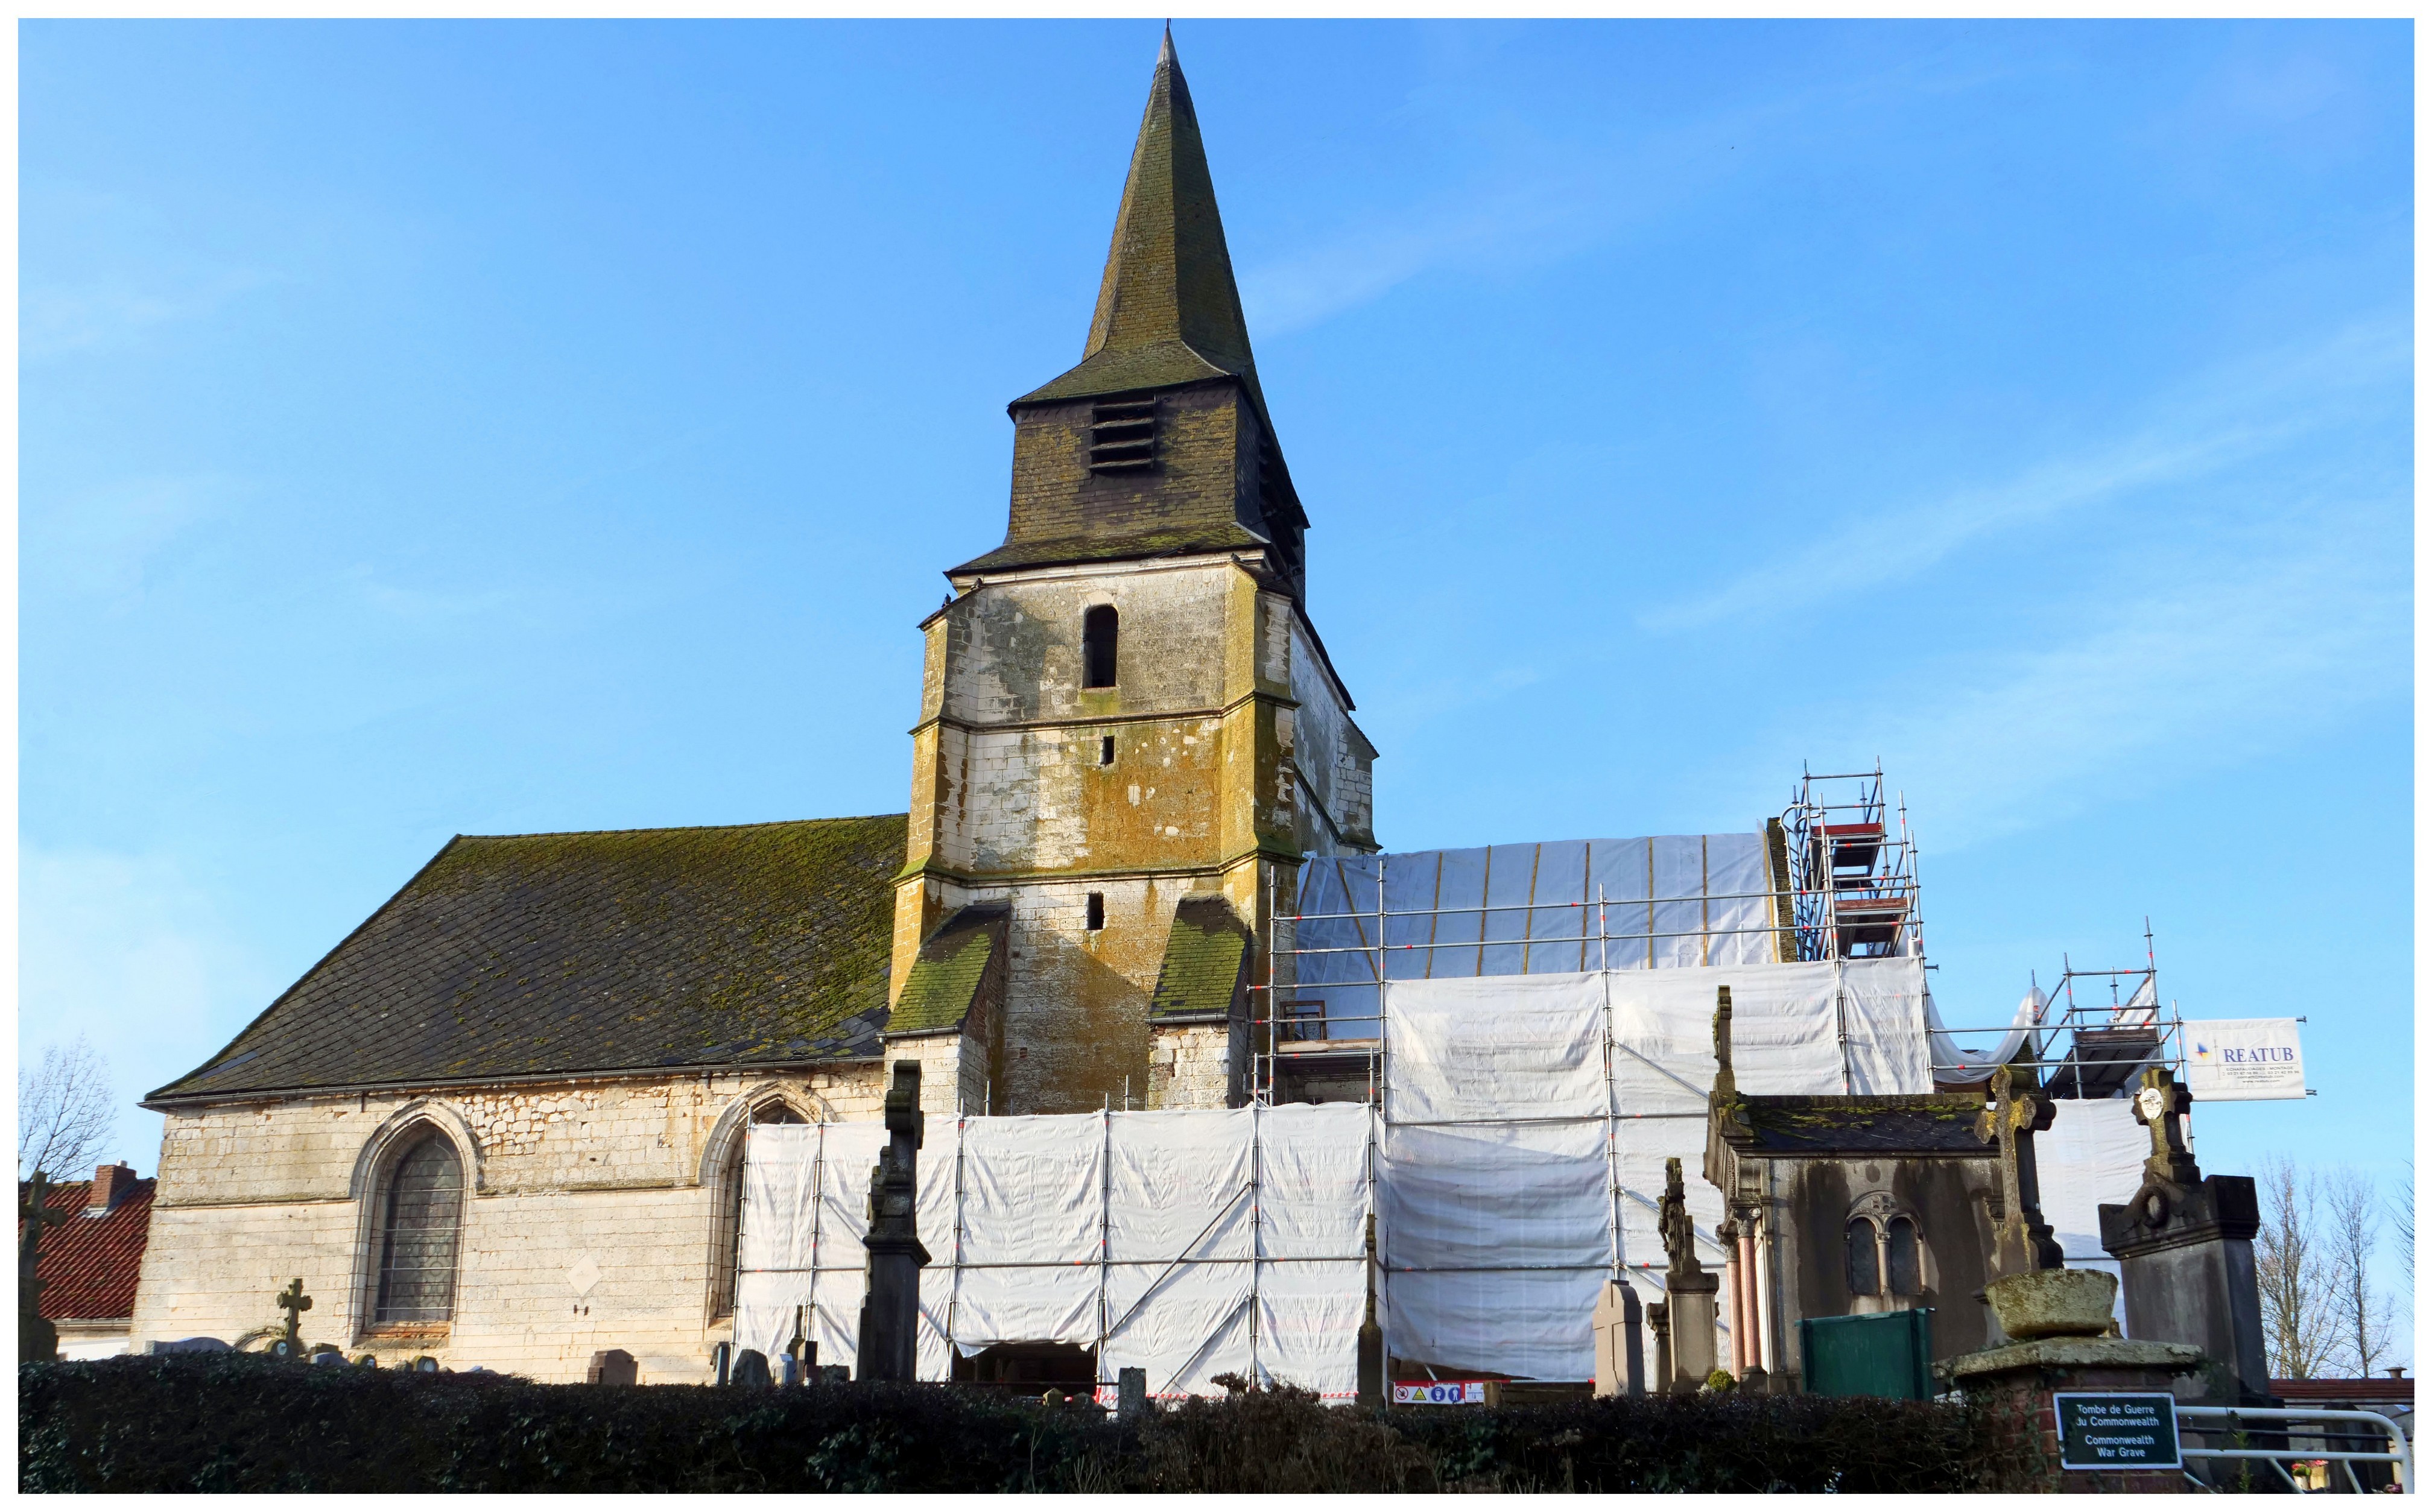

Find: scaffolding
<box><xmin>1779</xmin><ymin>764</ymin><xmax>1923</xmax><ymax>963</ymax></box>
<box><xmin>1249</xmin><ymin>768</ymin><xmax>1931</xmax><ymax>1110</ymax></box>
<box><xmin>2035</xmin><ymin>926</ymin><xmax>2179</xmax><ymax>1099</ymax></box>
<box><xmin>1251</xmin><ymin>836</ymin><xmax>1788</xmax><ymax>1109</ymax></box>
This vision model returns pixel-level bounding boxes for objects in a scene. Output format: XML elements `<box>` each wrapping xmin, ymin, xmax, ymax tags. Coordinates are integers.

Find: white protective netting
<box><xmin>738</xmin><ymin>956</ymin><xmax>1954</xmax><ymax>1392</ymax></box>
<box><xmin>736</xmin><ymin>1103</ymin><xmax>1371</xmax><ymax>1399</ymax></box>
<box><xmin>737</xmin><ymin>955</ymin><xmax>2146</xmax><ymax>1391</ymax></box>
<box><xmin>1376</xmin><ymin>958</ymin><xmax>1931</xmax><ymax>1381</ymax></box>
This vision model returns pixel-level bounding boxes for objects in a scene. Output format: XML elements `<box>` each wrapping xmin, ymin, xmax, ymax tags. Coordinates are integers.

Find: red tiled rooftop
<box><xmin>19</xmin><ymin>1175</ymin><xmax>155</xmax><ymax>1322</ymax></box>
<box><xmin>2273</xmin><ymin>1377</ymin><xmax>2414</xmax><ymax>1407</ymax></box>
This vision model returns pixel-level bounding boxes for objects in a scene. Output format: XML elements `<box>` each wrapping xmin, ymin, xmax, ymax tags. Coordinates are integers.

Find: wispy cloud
<box><xmin>1238</xmin><ymin>46</ymin><xmax>2016</xmax><ymax>338</ymax></box>
<box><xmin>22</xmin><ymin>268</ymin><xmax>276</xmax><ymax>362</ymax></box>
<box><xmin>24</xmin><ymin>472</ymin><xmax>241</xmax><ymax>607</ymax></box>
<box><xmin>1641</xmin><ymin>316</ymin><xmax>2410</xmax><ymax>633</ymax></box>
<box><xmin>1805</xmin><ymin>510</ymin><xmax>2407</xmax><ymax>853</ymax></box>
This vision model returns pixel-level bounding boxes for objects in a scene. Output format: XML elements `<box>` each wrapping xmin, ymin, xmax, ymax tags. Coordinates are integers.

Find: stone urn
<box><xmin>1984</xmin><ymin>1268</ymin><xmax>2118</xmax><ymax>1341</ymax></box>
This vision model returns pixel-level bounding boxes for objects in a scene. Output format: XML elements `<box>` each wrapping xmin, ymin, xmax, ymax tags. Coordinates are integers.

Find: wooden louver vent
<box><xmin>1088</xmin><ymin>398</ymin><xmax>1158</xmax><ymax>475</ymax></box>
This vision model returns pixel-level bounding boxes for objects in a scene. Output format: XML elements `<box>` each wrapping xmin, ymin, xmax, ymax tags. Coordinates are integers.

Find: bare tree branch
<box><xmin>2256</xmin><ymin>1155</ymin><xmax>2339</xmax><ymax>1381</ymax></box>
<box><xmin>2390</xmin><ymin>1159</ymin><xmax>2414</xmax><ymax>1294</ymax></box>
<box><xmin>2323</xmin><ymin>1167</ymin><xmax>2393</xmax><ymax>1378</ymax></box>
<box><xmin>17</xmin><ymin>1037</ymin><xmax>114</xmax><ymax>1182</ymax></box>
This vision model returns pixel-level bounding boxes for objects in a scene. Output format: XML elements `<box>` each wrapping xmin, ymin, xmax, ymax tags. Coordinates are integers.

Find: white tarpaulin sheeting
<box><xmin>1374</xmin><ymin>958</ymin><xmax>1932</xmax><ymax>1383</ymax></box>
<box><xmin>1928</xmin><ymin>987</ymin><xmax>2045</xmax><ymax>1083</ymax></box>
<box><xmin>735</xmin><ymin>954</ymin><xmax>2170</xmax><ymax>1393</ymax></box>
<box><xmin>736</xmin><ymin>1104</ymin><xmax>1372</xmax><ymax>1400</ymax></box>
<box><xmin>2037</xmin><ymin>1096</ymin><xmax>2153</xmax><ymax>1264</ymax></box>
<box><xmin>2031</xmin><ymin>1096</ymin><xmax>2153</xmax><ymax>1329</ymax></box>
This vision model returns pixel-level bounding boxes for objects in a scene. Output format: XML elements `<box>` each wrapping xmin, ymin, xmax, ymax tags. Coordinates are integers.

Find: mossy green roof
<box><xmin>886</xmin><ymin>904</ymin><xmax>1009</xmax><ymax>1036</ymax></box>
<box><xmin>1148</xmin><ymin>894</ymin><xmax>1251</xmax><ymax>1021</ymax></box>
<box><xmin>1735</xmin><ymin>1093</ymin><xmax>1995</xmax><ymax>1156</ymax></box>
<box><xmin>952</xmin><ymin>522</ymin><xmax>1271</xmax><ymax>577</ymax></box>
<box><xmin>147</xmin><ymin>815</ymin><xmax>908</xmax><ymax>1103</ymax></box>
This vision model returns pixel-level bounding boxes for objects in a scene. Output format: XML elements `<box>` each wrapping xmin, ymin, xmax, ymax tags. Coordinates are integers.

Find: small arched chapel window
<box><xmin>1886</xmin><ymin>1215</ymin><xmax>1924</xmax><ymax>1296</ymax></box>
<box><xmin>375</xmin><ymin>1133</ymin><xmax>464</xmax><ymax>1324</ymax></box>
<box><xmin>1844</xmin><ymin>1216</ymin><xmax>1881</xmax><ymax>1298</ymax></box>
<box><xmin>1082</xmin><ymin>606</ymin><xmax>1118</xmax><ymax>689</ymax></box>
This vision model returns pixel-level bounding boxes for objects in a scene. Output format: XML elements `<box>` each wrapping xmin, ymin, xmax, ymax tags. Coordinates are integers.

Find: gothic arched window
<box><xmin>1082</xmin><ymin>606</ymin><xmax>1119</xmax><ymax>689</ymax></box>
<box><xmin>1844</xmin><ymin>1216</ymin><xmax>1881</xmax><ymax>1297</ymax></box>
<box><xmin>374</xmin><ymin>1133</ymin><xmax>464</xmax><ymax>1324</ymax></box>
<box><xmin>709</xmin><ymin>1099</ymin><xmax>809</xmax><ymax>1321</ymax></box>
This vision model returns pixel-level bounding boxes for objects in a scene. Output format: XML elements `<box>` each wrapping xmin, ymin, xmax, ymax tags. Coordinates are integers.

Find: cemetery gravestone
<box><xmin>855</xmin><ymin>1061</ymin><xmax>930</xmax><ymax>1383</ymax></box>
<box><xmin>587</xmin><ymin>1348</ymin><xmax>638</xmax><ymax>1386</ymax></box>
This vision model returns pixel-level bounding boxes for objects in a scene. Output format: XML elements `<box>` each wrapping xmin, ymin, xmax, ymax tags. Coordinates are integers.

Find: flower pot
<box><xmin>1984</xmin><ymin>1268</ymin><xmax>2118</xmax><ymax>1341</ymax></box>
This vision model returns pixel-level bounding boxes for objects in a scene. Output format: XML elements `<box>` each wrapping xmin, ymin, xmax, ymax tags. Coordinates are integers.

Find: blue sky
<box><xmin>21</xmin><ymin>19</ymin><xmax>2411</xmax><ymax>1300</ymax></box>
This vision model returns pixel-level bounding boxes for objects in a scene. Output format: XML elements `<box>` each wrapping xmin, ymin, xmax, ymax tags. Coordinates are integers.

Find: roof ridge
<box><xmin>458</xmin><ymin>812</ymin><xmax>910</xmax><ymax>843</ymax></box>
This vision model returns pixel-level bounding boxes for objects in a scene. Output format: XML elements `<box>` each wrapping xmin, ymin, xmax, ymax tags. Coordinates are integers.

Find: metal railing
<box><xmin>2176</xmin><ymin>1404</ymin><xmax>2413</xmax><ymax>1494</ymax></box>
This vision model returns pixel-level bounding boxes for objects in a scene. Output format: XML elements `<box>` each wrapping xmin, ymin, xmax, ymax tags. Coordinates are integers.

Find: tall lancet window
<box><xmin>1082</xmin><ymin>606</ymin><xmax>1119</xmax><ymax>689</ymax></box>
<box><xmin>375</xmin><ymin>1133</ymin><xmax>465</xmax><ymax>1324</ymax></box>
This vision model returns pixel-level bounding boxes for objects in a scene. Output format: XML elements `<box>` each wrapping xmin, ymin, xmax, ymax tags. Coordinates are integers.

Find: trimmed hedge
<box><xmin>22</xmin><ymin>1356</ymin><xmax>1986</xmax><ymax>1493</ymax></box>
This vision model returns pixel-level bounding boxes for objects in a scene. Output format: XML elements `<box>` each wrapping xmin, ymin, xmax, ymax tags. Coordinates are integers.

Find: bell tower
<box><xmin>882</xmin><ymin>30</ymin><xmax>1378</xmax><ymax>1116</ymax></box>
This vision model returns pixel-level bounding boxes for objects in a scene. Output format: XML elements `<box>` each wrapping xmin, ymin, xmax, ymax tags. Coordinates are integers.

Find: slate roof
<box><xmin>1734</xmin><ymin>1094</ymin><xmax>1995</xmax><ymax>1156</ymax></box>
<box><xmin>22</xmin><ymin>1177</ymin><xmax>155</xmax><ymax>1321</ymax></box>
<box><xmin>887</xmin><ymin>903</ymin><xmax>1009</xmax><ymax>1036</ymax></box>
<box><xmin>951</xmin><ymin>522</ymin><xmax>1273</xmax><ymax>578</ymax></box>
<box><xmin>148</xmin><ymin>815</ymin><xmax>908</xmax><ymax>1104</ymax></box>
<box><xmin>1017</xmin><ymin>30</ymin><xmax>1262</xmax><ymax>411</ymax></box>
<box><xmin>1148</xmin><ymin>894</ymin><xmax>1251</xmax><ymax>1021</ymax></box>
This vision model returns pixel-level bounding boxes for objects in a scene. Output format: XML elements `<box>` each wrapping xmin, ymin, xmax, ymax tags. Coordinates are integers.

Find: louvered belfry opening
<box><xmin>1087</xmin><ymin>397</ymin><xmax>1158</xmax><ymax>475</ymax></box>
<box><xmin>375</xmin><ymin>1133</ymin><xmax>465</xmax><ymax>1324</ymax></box>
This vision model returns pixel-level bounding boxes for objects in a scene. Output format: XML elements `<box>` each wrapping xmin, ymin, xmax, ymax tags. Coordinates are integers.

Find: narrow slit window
<box><xmin>1082</xmin><ymin>606</ymin><xmax>1118</xmax><ymax>689</ymax></box>
<box><xmin>1086</xmin><ymin>893</ymin><xmax>1106</xmax><ymax>932</ymax></box>
<box><xmin>1886</xmin><ymin>1216</ymin><xmax>1923</xmax><ymax>1297</ymax></box>
<box><xmin>375</xmin><ymin>1134</ymin><xmax>464</xmax><ymax>1324</ymax></box>
<box><xmin>1099</xmin><ymin>736</ymin><xmax>1115</xmax><ymax>766</ymax></box>
<box><xmin>1844</xmin><ymin>1217</ymin><xmax>1881</xmax><ymax>1298</ymax></box>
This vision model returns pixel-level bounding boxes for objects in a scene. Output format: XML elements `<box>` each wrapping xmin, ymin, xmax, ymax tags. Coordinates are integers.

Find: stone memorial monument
<box><xmin>1355</xmin><ymin>1212</ymin><xmax>1385</xmax><ymax>1408</ymax></box>
<box><xmin>1658</xmin><ymin>1156</ymin><xmax>1720</xmax><ymax>1392</ymax></box>
<box><xmin>19</xmin><ymin>1171</ymin><xmax>62</xmax><ymax>1364</ymax></box>
<box><xmin>2098</xmin><ymin>1067</ymin><xmax>2272</xmax><ymax>1406</ymax></box>
<box><xmin>1591</xmin><ymin>1279</ymin><xmax>1645</xmax><ymax>1396</ymax></box>
<box><xmin>855</xmin><ymin>1061</ymin><xmax>931</xmax><ymax>1383</ymax></box>
<box><xmin>587</xmin><ymin>1347</ymin><xmax>638</xmax><ymax>1385</ymax></box>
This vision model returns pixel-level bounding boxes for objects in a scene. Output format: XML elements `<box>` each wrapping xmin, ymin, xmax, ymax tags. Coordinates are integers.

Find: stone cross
<box><xmin>855</xmin><ymin>1061</ymin><xmax>930</xmax><ymax>1382</ymax></box>
<box><xmin>19</xmin><ymin>1171</ymin><xmax>62</xmax><ymax>1364</ymax></box>
<box><xmin>276</xmin><ymin>1277</ymin><xmax>314</xmax><ymax>1353</ymax></box>
<box><xmin>1976</xmin><ymin>1066</ymin><xmax>2062</xmax><ymax>1276</ymax></box>
<box><xmin>2118</xmin><ymin>1066</ymin><xmax>2200</xmax><ymax>1230</ymax></box>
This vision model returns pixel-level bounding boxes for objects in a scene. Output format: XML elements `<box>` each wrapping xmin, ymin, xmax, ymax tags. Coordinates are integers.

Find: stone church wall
<box><xmin>130</xmin><ymin>1064</ymin><xmax>884</xmax><ymax>1384</ymax></box>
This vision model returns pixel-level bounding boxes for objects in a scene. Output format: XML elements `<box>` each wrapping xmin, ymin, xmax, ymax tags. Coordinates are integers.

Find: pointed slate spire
<box><xmin>1019</xmin><ymin>29</ymin><xmax>1259</xmax><ymax>405</ymax></box>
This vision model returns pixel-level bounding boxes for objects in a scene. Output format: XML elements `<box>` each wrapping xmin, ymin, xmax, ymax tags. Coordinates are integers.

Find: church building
<box><xmin>128</xmin><ymin>34</ymin><xmax>1376</xmax><ymax>1382</ymax></box>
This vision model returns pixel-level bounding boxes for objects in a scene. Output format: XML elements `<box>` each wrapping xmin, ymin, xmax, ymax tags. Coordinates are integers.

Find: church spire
<box><xmin>1019</xmin><ymin>28</ymin><xmax>1259</xmax><ymax>405</ymax></box>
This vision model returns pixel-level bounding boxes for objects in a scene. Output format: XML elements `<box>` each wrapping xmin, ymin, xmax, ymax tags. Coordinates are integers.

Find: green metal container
<box><xmin>1798</xmin><ymin>1308</ymin><xmax>1936</xmax><ymax>1400</ymax></box>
